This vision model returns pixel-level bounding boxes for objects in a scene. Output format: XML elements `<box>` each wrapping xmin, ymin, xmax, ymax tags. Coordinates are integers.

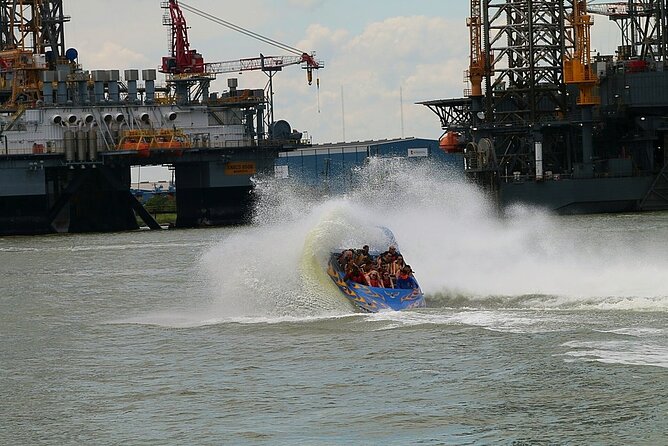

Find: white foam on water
<box><xmin>562</xmin><ymin>340</ymin><xmax>668</xmax><ymax>369</ymax></box>
<box><xmin>188</xmin><ymin>157</ymin><xmax>668</xmax><ymax>322</ymax></box>
<box><xmin>116</xmin><ymin>311</ymin><xmax>362</xmax><ymax>329</ymax></box>
<box><xmin>598</xmin><ymin>327</ymin><xmax>666</xmax><ymax>337</ymax></box>
<box><xmin>361</xmin><ymin>308</ymin><xmax>582</xmax><ymax>334</ymax></box>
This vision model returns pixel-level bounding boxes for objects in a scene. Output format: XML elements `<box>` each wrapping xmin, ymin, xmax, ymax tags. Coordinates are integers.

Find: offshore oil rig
<box><xmin>422</xmin><ymin>0</ymin><xmax>668</xmax><ymax>213</ymax></box>
<box><xmin>0</xmin><ymin>0</ymin><xmax>321</xmax><ymax>235</ymax></box>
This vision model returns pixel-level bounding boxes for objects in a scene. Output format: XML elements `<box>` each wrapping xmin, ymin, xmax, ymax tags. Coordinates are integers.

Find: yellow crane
<box><xmin>563</xmin><ymin>0</ymin><xmax>600</xmax><ymax>105</ymax></box>
<box><xmin>467</xmin><ymin>0</ymin><xmax>492</xmax><ymax>99</ymax></box>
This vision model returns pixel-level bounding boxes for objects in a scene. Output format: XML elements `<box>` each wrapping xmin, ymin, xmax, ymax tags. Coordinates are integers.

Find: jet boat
<box><xmin>327</xmin><ymin>247</ymin><xmax>425</xmax><ymax>313</ymax></box>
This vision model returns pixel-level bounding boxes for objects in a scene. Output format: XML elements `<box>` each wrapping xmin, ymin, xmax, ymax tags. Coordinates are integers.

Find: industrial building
<box><xmin>275</xmin><ymin>138</ymin><xmax>462</xmax><ymax>194</ymax></box>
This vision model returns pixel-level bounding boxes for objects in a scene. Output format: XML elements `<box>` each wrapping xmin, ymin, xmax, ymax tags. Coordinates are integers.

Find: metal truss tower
<box><xmin>0</xmin><ymin>1</ymin><xmax>70</xmax><ymax>108</ymax></box>
<box><xmin>459</xmin><ymin>0</ymin><xmax>582</xmax><ymax>183</ymax></box>
<box><xmin>481</xmin><ymin>0</ymin><xmax>575</xmax><ymax>126</ymax></box>
<box><xmin>0</xmin><ymin>0</ymin><xmax>69</xmax><ymax>60</ymax></box>
<box><xmin>588</xmin><ymin>0</ymin><xmax>668</xmax><ymax>66</ymax></box>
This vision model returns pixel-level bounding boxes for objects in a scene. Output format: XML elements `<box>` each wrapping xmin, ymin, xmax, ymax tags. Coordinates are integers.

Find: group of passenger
<box><xmin>337</xmin><ymin>245</ymin><xmax>419</xmax><ymax>290</ymax></box>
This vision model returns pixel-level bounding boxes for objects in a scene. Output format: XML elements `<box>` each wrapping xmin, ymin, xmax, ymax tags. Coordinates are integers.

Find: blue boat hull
<box><xmin>327</xmin><ymin>255</ymin><xmax>426</xmax><ymax>313</ymax></box>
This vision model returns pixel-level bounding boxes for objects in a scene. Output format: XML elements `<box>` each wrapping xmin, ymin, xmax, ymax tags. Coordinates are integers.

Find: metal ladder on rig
<box><xmin>639</xmin><ymin>162</ymin><xmax>668</xmax><ymax>211</ymax></box>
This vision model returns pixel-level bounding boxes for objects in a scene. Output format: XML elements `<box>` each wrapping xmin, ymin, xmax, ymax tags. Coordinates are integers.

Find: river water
<box><xmin>1</xmin><ymin>161</ymin><xmax>667</xmax><ymax>445</ymax></box>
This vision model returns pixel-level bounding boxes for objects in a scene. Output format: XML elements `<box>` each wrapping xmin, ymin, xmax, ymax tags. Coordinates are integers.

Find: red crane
<box><xmin>160</xmin><ymin>0</ymin><xmax>205</xmax><ymax>74</ymax></box>
<box><xmin>160</xmin><ymin>0</ymin><xmax>323</xmax><ymax>83</ymax></box>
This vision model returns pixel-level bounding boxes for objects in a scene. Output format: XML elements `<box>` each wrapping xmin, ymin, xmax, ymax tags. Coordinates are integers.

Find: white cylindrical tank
<box><xmin>165</xmin><ymin>111</ymin><xmax>177</xmax><ymax>121</ymax></box>
<box><xmin>88</xmin><ymin>129</ymin><xmax>98</xmax><ymax>161</ymax></box>
<box><xmin>52</xmin><ymin>115</ymin><xmax>62</xmax><ymax>125</ymax></box>
<box><xmin>64</xmin><ymin>130</ymin><xmax>76</xmax><ymax>162</ymax></box>
<box><xmin>84</xmin><ymin>114</ymin><xmax>94</xmax><ymax>125</ymax></box>
<box><xmin>115</xmin><ymin>113</ymin><xmax>125</xmax><ymax>123</ymax></box>
<box><xmin>67</xmin><ymin>114</ymin><xmax>77</xmax><ymax>124</ymax></box>
<box><xmin>77</xmin><ymin>130</ymin><xmax>88</xmax><ymax>161</ymax></box>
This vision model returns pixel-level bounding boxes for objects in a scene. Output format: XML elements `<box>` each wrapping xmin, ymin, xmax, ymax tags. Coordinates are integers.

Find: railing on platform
<box><xmin>0</xmin><ymin>133</ymin><xmax>308</xmax><ymax>156</ymax></box>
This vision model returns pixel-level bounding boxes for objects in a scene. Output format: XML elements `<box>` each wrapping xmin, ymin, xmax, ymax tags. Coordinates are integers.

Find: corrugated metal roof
<box><xmin>280</xmin><ymin>137</ymin><xmax>437</xmax><ymax>156</ymax></box>
<box><xmin>311</xmin><ymin>137</ymin><xmax>418</xmax><ymax>149</ymax></box>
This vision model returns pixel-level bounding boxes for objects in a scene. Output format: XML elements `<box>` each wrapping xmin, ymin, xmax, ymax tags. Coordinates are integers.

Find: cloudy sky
<box><xmin>65</xmin><ymin>1</ymin><xmax>620</xmax><ymax>180</ymax></box>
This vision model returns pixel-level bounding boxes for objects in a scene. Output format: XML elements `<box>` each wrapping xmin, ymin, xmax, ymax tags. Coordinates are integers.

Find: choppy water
<box><xmin>1</xmin><ymin>160</ymin><xmax>667</xmax><ymax>445</ymax></box>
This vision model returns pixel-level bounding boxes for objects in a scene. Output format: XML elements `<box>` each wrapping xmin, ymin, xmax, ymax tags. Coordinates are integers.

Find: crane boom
<box><xmin>206</xmin><ymin>54</ymin><xmax>322</xmax><ymax>74</ymax></box>
<box><xmin>205</xmin><ymin>53</ymin><xmax>323</xmax><ymax>77</ymax></box>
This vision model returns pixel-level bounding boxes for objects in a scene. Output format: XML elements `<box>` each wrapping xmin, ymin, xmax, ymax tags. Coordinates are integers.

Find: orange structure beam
<box><xmin>564</xmin><ymin>0</ymin><xmax>600</xmax><ymax>105</ymax></box>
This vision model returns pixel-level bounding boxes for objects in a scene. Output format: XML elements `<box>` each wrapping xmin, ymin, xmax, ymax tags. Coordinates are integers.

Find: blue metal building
<box><xmin>275</xmin><ymin>137</ymin><xmax>461</xmax><ymax>193</ymax></box>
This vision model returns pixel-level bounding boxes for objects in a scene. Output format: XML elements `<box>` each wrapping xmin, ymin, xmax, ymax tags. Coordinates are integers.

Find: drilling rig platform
<box><xmin>422</xmin><ymin>0</ymin><xmax>668</xmax><ymax>214</ymax></box>
<box><xmin>0</xmin><ymin>0</ymin><xmax>321</xmax><ymax>235</ymax></box>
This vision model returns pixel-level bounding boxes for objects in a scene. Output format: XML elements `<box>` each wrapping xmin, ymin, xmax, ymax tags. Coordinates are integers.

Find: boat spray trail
<box><xmin>198</xmin><ymin>157</ymin><xmax>668</xmax><ymax>320</ymax></box>
<box><xmin>352</xmin><ymin>158</ymin><xmax>668</xmax><ymax>312</ymax></box>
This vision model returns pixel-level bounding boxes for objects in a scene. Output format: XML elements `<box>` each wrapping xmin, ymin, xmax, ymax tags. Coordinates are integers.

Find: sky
<box><xmin>64</xmin><ymin>0</ymin><xmax>621</xmax><ymax>181</ymax></box>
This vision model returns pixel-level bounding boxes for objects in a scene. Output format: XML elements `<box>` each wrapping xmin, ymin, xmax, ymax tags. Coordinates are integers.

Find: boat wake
<box><xmin>193</xmin><ymin>157</ymin><xmax>668</xmax><ymax>322</ymax></box>
<box><xmin>426</xmin><ymin>292</ymin><xmax>668</xmax><ymax>312</ymax></box>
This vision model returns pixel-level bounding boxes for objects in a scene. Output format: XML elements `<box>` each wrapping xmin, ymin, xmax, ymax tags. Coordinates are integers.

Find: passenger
<box><xmin>339</xmin><ymin>249</ymin><xmax>354</xmax><ymax>268</ymax></box>
<box><xmin>355</xmin><ymin>245</ymin><xmax>373</xmax><ymax>266</ymax></box>
<box><xmin>344</xmin><ymin>265</ymin><xmax>368</xmax><ymax>286</ymax></box>
<box><xmin>343</xmin><ymin>258</ymin><xmax>355</xmax><ymax>275</ymax></box>
<box><xmin>377</xmin><ymin>252</ymin><xmax>393</xmax><ymax>269</ymax></box>
<box><xmin>367</xmin><ymin>270</ymin><xmax>382</xmax><ymax>288</ymax></box>
<box><xmin>389</xmin><ymin>255</ymin><xmax>405</xmax><ymax>277</ymax></box>
<box><xmin>380</xmin><ymin>245</ymin><xmax>400</xmax><ymax>262</ymax></box>
<box><xmin>395</xmin><ymin>265</ymin><xmax>419</xmax><ymax>290</ymax></box>
<box><xmin>381</xmin><ymin>271</ymin><xmax>394</xmax><ymax>289</ymax></box>
<box><xmin>361</xmin><ymin>263</ymin><xmax>375</xmax><ymax>284</ymax></box>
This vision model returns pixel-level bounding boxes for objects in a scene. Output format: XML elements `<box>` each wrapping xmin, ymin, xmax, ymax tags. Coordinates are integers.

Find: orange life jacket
<box><xmin>368</xmin><ymin>276</ymin><xmax>382</xmax><ymax>287</ymax></box>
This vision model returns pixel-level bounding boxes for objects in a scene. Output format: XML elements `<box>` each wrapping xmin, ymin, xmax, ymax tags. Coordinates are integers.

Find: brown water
<box><xmin>1</xmin><ymin>212</ymin><xmax>666</xmax><ymax>445</ymax></box>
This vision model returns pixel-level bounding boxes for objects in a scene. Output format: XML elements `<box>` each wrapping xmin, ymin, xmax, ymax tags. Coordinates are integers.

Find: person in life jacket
<box><xmin>367</xmin><ymin>270</ymin><xmax>382</xmax><ymax>288</ymax></box>
<box><xmin>339</xmin><ymin>249</ymin><xmax>354</xmax><ymax>268</ymax></box>
<box><xmin>381</xmin><ymin>271</ymin><xmax>394</xmax><ymax>288</ymax></box>
<box><xmin>395</xmin><ymin>265</ymin><xmax>419</xmax><ymax>290</ymax></box>
<box><xmin>376</xmin><ymin>252</ymin><xmax>394</xmax><ymax>270</ymax></box>
<box><xmin>389</xmin><ymin>255</ymin><xmax>406</xmax><ymax>277</ymax></box>
<box><xmin>361</xmin><ymin>263</ymin><xmax>375</xmax><ymax>283</ymax></box>
<box><xmin>355</xmin><ymin>245</ymin><xmax>373</xmax><ymax>266</ymax></box>
<box><xmin>344</xmin><ymin>265</ymin><xmax>368</xmax><ymax>286</ymax></box>
<box><xmin>380</xmin><ymin>245</ymin><xmax>400</xmax><ymax>262</ymax></box>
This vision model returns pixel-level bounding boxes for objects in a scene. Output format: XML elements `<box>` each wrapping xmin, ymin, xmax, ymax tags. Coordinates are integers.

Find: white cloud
<box><xmin>278</xmin><ymin>15</ymin><xmax>468</xmax><ymax>143</ymax></box>
<box><xmin>75</xmin><ymin>42</ymin><xmax>148</xmax><ymax>72</ymax></box>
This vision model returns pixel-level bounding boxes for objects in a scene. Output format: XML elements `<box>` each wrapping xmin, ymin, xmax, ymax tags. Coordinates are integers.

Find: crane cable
<box><xmin>179</xmin><ymin>2</ymin><xmax>306</xmax><ymax>57</ymax></box>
